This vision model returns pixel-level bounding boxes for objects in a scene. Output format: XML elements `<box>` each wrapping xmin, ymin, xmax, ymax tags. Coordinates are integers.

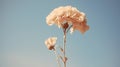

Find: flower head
<box><xmin>45</xmin><ymin>37</ymin><xmax>57</xmax><ymax>50</ymax></box>
<box><xmin>46</xmin><ymin>6</ymin><xmax>89</xmax><ymax>34</ymax></box>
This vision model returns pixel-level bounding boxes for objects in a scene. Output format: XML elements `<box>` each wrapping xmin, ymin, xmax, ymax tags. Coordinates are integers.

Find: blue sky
<box><xmin>0</xmin><ymin>0</ymin><xmax>120</xmax><ymax>67</ymax></box>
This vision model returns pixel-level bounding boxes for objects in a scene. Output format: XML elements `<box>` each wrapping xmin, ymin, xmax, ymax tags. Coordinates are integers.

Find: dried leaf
<box><xmin>59</xmin><ymin>55</ymin><xmax>64</xmax><ymax>62</ymax></box>
<box><xmin>60</xmin><ymin>47</ymin><xmax>63</xmax><ymax>52</ymax></box>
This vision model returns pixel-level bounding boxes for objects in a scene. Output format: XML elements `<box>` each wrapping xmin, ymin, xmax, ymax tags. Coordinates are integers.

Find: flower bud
<box><xmin>45</xmin><ymin>37</ymin><xmax>57</xmax><ymax>50</ymax></box>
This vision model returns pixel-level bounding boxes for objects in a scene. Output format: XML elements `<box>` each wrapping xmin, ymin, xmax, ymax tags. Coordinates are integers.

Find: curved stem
<box><xmin>53</xmin><ymin>49</ymin><xmax>61</xmax><ymax>67</ymax></box>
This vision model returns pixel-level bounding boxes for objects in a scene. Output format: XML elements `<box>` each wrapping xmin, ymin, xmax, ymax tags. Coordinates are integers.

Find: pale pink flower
<box><xmin>70</xmin><ymin>18</ymin><xmax>89</xmax><ymax>34</ymax></box>
<box><xmin>45</xmin><ymin>37</ymin><xmax>57</xmax><ymax>50</ymax></box>
<box><xmin>46</xmin><ymin>6</ymin><xmax>90</xmax><ymax>34</ymax></box>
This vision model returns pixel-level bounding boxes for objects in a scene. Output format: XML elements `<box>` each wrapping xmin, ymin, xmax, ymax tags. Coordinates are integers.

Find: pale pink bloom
<box><xmin>70</xmin><ymin>19</ymin><xmax>89</xmax><ymax>34</ymax></box>
<box><xmin>45</xmin><ymin>37</ymin><xmax>57</xmax><ymax>50</ymax></box>
<box><xmin>46</xmin><ymin>6</ymin><xmax>89</xmax><ymax>34</ymax></box>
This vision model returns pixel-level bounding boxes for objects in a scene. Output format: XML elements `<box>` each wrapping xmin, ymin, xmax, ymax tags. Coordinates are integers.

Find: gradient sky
<box><xmin>0</xmin><ymin>0</ymin><xmax>120</xmax><ymax>67</ymax></box>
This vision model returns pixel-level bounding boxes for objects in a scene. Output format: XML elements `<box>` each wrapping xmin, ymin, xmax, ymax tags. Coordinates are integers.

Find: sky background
<box><xmin>0</xmin><ymin>0</ymin><xmax>120</xmax><ymax>67</ymax></box>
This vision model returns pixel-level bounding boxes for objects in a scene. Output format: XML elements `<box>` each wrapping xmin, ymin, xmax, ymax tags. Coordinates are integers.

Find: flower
<box><xmin>70</xmin><ymin>18</ymin><xmax>89</xmax><ymax>34</ymax></box>
<box><xmin>46</xmin><ymin>6</ymin><xmax>89</xmax><ymax>34</ymax></box>
<box><xmin>45</xmin><ymin>37</ymin><xmax>57</xmax><ymax>50</ymax></box>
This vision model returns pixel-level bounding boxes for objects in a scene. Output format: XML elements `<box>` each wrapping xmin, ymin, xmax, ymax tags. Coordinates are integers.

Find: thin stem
<box><xmin>61</xmin><ymin>22</ymin><xmax>72</xmax><ymax>67</ymax></box>
<box><xmin>66</xmin><ymin>25</ymin><xmax>73</xmax><ymax>33</ymax></box>
<box><xmin>53</xmin><ymin>49</ymin><xmax>61</xmax><ymax>67</ymax></box>
<box><xmin>62</xmin><ymin>23</ymin><xmax>72</xmax><ymax>67</ymax></box>
<box><xmin>63</xmin><ymin>30</ymin><xmax>67</xmax><ymax>67</ymax></box>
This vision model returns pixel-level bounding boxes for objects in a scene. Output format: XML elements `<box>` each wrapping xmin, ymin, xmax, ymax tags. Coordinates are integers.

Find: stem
<box><xmin>66</xmin><ymin>25</ymin><xmax>73</xmax><ymax>33</ymax></box>
<box><xmin>62</xmin><ymin>23</ymin><xmax>72</xmax><ymax>67</ymax></box>
<box><xmin>63</xmin><ymin>30</ymin><xmax>67</xmax><ymax>67</ymax></box>
<box><xmin>53</xmin><ymin>49</ymin><xmax>61</xmax><ymax>67</ymax></box>
<box><xmin>62</xmin><ymin>22</ymin><xmax>72</xmax><ymax>67</ymax></box>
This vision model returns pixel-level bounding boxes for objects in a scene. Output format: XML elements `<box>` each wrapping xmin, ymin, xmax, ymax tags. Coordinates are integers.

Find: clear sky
<box><xmin>0</xmin><ymin>0</ymin><xmax>120</xmax><ymax>67</ymax></box>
